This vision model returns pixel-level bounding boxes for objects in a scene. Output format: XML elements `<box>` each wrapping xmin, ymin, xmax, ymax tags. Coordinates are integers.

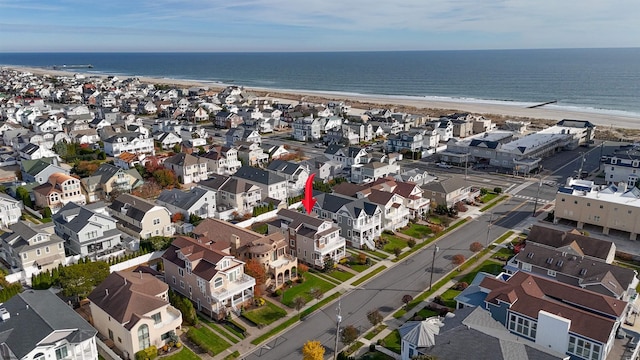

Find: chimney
<box><xmin>139</xmin><ymin>270</ymin><xmax>143</xmax><ymax>279</ymax></box>
<box><xmin>230</xmin><ymin>234</ymin><xmax>240</xmax><ymax>255</ymax></box>
<box><xmin>105</xmin><ymin>289</ymin><xmax>109</xmax><ymax>297</ymax></box>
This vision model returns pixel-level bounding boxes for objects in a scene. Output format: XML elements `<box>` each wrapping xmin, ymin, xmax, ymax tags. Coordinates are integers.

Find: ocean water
<box><xmin>1</xmin><ymin>49</ymin><xmax>640</xmax><ymax>115</ymax></box>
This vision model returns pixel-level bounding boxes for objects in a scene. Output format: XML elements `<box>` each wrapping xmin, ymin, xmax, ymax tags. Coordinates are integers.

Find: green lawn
<box><xmin>364</xmin><ymin>325</ymin><xmax>387</xmax><ymax>340</ymax></box>
<box><xmin>491</xmin><ymin>247</ymin><xmax>514</xmax><ymax>260</ymax></box>
<box><xmin>360</xmin><ymin>249</ymin><xmax>389</xmax><ymax>259</ymax></box>
<box><xmin>186</xmin><ymin>326</ymin><xmax>230</xmax><ymax>355</ymax></box>
<box><xmin>350</xmin><ymin>262</ymin><xmax>376</xmax><ymax>273</ymax></box>
<box><xmin>197</xmin><ymin>316</ymin><xmax>240</xmax><ymax>343</ymax></box>
<box><xmin>360</xmin><ymin>351</ymin><xmax>396</xmax><ymax>360</ymax></box>
<box><xmin>439</xmin><ymin>289</ymin><xmax>461</xmax><ymax>309</ymax></box>
<box><xmin>480</xmin><ymin>193</ymin><xmax>498</xmax><ymax>203</ymax></box>
<box><xmin>382</xmin><ymin>330</ymin><xmax>401</xmax><ymax>354</ymax></box>
<box><xmin>415</xmin><ymin>307</ymin><xmax>440</xmax><ymax>319</ymax></box>
<box><xmin>399</xmin><ymin>223</ymin><xmax>432</xmax><ymax>239</ymax></box>
<box><xmin>242</xmin><ymin>301</ymin><xmax>287</xmax><ymax>326</ymax></box>
<box><xmin>381</xmin><ymin>234</ymin><xmax>408</xmax><ymax>252</ymax></box>
<box><xmin>327</xmin><ymin>269</ymin><xmax>355</xmax><ymax>282</ymax></box>
<box><xmin>224</xmin><ymin>351</ymin><xmax>240</xmax><ymax>360</ymax></box>
<box><xmin>282</xmin><ymin>273</ymin><xmax>334</xmax><ymax>307</ymax></box>
<box><xmin>427</xmin><ymin>216</ymin><xmax>442</xmax><ymax>225</ymax></box>
<box><xmin>163</xmin><ymin>346</ymin><xmax>201</xmax><ymax>360</ymax></box>
<box><xmin>458</xmin><ymin>260</ymin><xmax>504</xmax><ymax>284</ymax></box>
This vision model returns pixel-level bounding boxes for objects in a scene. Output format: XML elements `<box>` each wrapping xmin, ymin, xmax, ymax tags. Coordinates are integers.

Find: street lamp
<box><xmin>428</xmin><ymin>246</ymin><xmax>440</xmax><ymax>291</ymax></box>
<box><xmin>333</xmin><ymin>301</ymin><xmax>342</xmax><ymax>360</ymax></box>
<box><xmin>532</xmin><ymin>175</ymin><xmax>543</xmax><ymax>217</ymax></box>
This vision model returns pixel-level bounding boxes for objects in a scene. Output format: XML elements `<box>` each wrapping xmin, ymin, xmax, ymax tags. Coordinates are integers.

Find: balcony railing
<box><xmin>211</xmin><ymin>274</ymin><xmax>256</xmax><ymax>301</ymax></box>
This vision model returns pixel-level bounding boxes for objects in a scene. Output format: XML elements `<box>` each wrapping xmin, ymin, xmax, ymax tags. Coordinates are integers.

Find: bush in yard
<box><xmin>469</xmin><ymin>242</ymin><xmax>483</xmax><ymax>252</ymax></box>
<box><xmin>298</xmin><ymin>263</ymin><xmax>309</xmax><ymax>276</ymax></box>
<box><xmin>452</xmin><ymin>281</ymin><xmax>469</xmax><ymax>290</ymax></box>
<box><xmin>494</xmin><ymin>187</ymin><xmax>503</xmax><ymax>194</ymax></box>
<box><xmin>134</xmin><ymin>346</ymin><xmax>158</xmax><ymax>360</ymax></box>
<box><xmin>393</xmin><ymin>247</ymin><xmax>402</xmax><ymax>257</ymax></box>
<box><xmin>407</xmin><ymin>238</ymin><xmax>416</xmax><ymax>248</ymax></box>
<box><xmin>357</xmin><ymin>252</ymin><xmax>367</xmax><ymax>265</ymax></box>
<box><xmin>480</xmin><ymin>188</ymin><xmax>489</xmax><ymax>196</ymax></box>
<box><xmin>433</xmin><ymin>296</ymin><xmax>444</xmax><ymax>306</ymax></box>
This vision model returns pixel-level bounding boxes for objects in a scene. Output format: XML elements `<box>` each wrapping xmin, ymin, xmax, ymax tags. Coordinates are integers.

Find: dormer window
<box><xmin>634</xmin><ymin>160</ymin><xmax>639</xmax><ymax>168</ymax></box>
<box><xmin>214</xmin><ymin>277</ymin><xmax>223</xmax><ymax>288</ymax></box>
<box><xmin>611</xmin><ymin>158</ymin><xmax>618</xmax><ymax>165</ymax></box>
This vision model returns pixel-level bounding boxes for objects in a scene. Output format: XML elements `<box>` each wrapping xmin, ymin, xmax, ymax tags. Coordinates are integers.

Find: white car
<box><xmin>436</xmin><ymin>162</ymin><xmax>452</xmax><ymax>169</ymax></box>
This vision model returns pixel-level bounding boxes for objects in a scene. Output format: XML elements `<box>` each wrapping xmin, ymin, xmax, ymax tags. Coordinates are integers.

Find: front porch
<box><xmin>211</xmin><ymin>274</ymin><xmax>256</xmax><ymax>315</ymax></box>
<box><xmin>269</xmin><ymin>255</ymin><xmax>297</xmax><ymax>289</ymax></box>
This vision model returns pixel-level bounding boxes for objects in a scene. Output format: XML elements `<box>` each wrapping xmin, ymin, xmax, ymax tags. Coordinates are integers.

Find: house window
<box><xmin>547</xmin><ymin>270</ymin><xmax>556</xmax><ymax>277</ymax></box>
<box><xmin>172</xmin><ymin>276</ymin><xmax>176</xmax><ymax>284</ymax></box>
<box><xmin>161</xmin><ymin>332</ymin><xmax>172</xmax><ymax>341</ymax></box>
<box><xmin>34</xmin><ymin>353</ymin><xmax>45</xmax><ymax>360</ymax></box>
<box><xmin>568</xmin><ymin>335</ymin><xmax>601</xmax><ymax>360</ymax></box>
<box><xmin>179</xmin><ymin>280</ymin><xmax>185</xmax><ymax>289</ymax></box>
<box><xmin>22</xmin><ymin>253</ymin><xmax>27</xmax><ymax>260</ymax></box>
<box><xmin>108</xmin><ymin>329</ymin><xmax>114</xmax><ymax>340</ymax></box>
<box><xmin>508</xmin><ymin>314</ymin><xmax>537</xmax><ymax>339</ymax></box>
<box><xmin>55</xmin><ymin>346</ymin><xmax>68</xmax><ymax>360</ymax></box>
<box><xmin>522</xmin><ymin>263</ymin><xmax>532</xmax><ymax>271</ymax></box>
<box><xmin>178</xmin><ymin>268</ymin><xmax>184</xmax><ymax>276</ymax></box>
<box><xmin>151</xmin><ymin>312</ymin><xmax>162</xmax><ymax>324</ymax></box>
<box><xmin>153</xmin><ymin>218</ymin><xmax>160</xmax><ymax>225</ymax></box>
<box><xmin>138</xmin><ymin>324</ymin><xmax>151</xmax><ymax>350</ymax></box>
<box><xmin>214</xmin><ymin>277</ymin><xmax>224</xmax><ymax>288</ymax></box>
<box><xmin>36</xmin><ymin>249</ymin><xmax>41</xmax><ymax>256</ymax></box>
<box><xmin>45</xmin><ymin>246</ymin><xmax>50</xmax><ymax>253</ymax></box>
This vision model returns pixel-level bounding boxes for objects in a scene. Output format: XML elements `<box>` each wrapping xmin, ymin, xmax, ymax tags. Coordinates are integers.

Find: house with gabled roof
<box><xmin>233</xmin><ymin>165</ymin><xmax>288</xmax><ymax>201</ymax></box>
<box><xmin>162</xmin><ymin>235</ymin><xmax>255</xmax><ymax>319</ymax></box>
<box><xmin>87</xmin><ymin>271</ymin><xmax>182</xmax><ymax>360</ymax></box>
<box><xmin>312</xmin><ymin>192</ymin><xmax>382</xmax><ymax>249</ymax></box>
<box><xmin>268</xmin><ymin>209</ymin><xmax>345</xmax><ymax>269</ymax></box>
<box><xmin>155</xmin><ymin>131</ymin><xmax>182</xmax><ymax>150</ymax></box>
<box><xmin>225</xmin><ymin>127</ymin><xmax>261</xmax><ymax>147</ymax></box>
<box><xmin>473</xmin><ymin>271</ymin><xmax>629</xmax><ymax>360</ymax></box>
<box><xmin>200</xmin><ymin>146</ymin><xmax>242</xmax><ymax>175</ymax></box>
<box><xmin>108</xmin><ymin>194</ymin><xmax>174</xmax><ymax>239</ymax></box>
<box><xmin>156</xmin><ymin>187</ymin><xmax>217</xmax><ymax>220</ymax></box>
<box><xmin>420</xmin><ymin>177</ymin><xmax>474</xmax><ymax>207</ymax></box>
<box><xmin>0</xmin><ymin>290</ymin><xmax>99</xmax><ymax>360</ymax></box>
<box><xmin>33</xmin><ymin>172</ymin><xmax>86</xmax><ymax>212</ymax></box>
<box><xmin>52</xmin><ymin>202</ymin><xmax>122</xmax><ymax>257</ymax></box>
<box><xmin>193</xmin><ymin>218</ymin><xmax>297</xmax><ymax>289</ymax></box>
<box><xmin>19</xmin><ymin>142</ymin><xmax>57</xmax><ymax>160</ymax></box>
<box><xmin>103</xmin><ymin>132</ymin><xmax>155</xmax><ymax>157</ymax></box>
<box><xmin>0</xmin><ymin>192</ymin><xmax>22</xmax><ymax>228</ymax></box>
<box><xmin>0</xmin><ymin>221</ymin><xmax>66</xmax><ymax>276</ymax></box>
<box><xmin>81</xmin><ymin>163</ymin><xmax>143</xmax><ymax>202</ymax></box>
<box><xmin>266</xmin><ymin>160</ymin><xmax>310</xmax><ymax>196</ymax></box>
<box><xmin>292</xmin><ymin>116</ymin><xmax>322</xmax><ymax>142</ymax></box>
<box><xmin>198</xmin><ymin>175</ymin><xmax>262</xmax><ymax>216</ymax></box>
<box><xmin>506</xmin><ymin>241</ymin><xmax>638</xmax><ymax>300</ymax></box>
<box><xmin>162</xmin><ymin>153</ymin><xmax>208</xmax><ymax>184</ymax></box>
<box><xmin>324</xmin><ymin>144</ymin><xmax>368</xmax><ymax>167</ymax></box>
<box><xmin>526</xmin><ymin>225</ymin><xmax>616</xmax><ymax>263</ymax></box>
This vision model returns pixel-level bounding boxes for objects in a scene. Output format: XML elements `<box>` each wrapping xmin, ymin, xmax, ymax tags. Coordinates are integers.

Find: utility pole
<box><xmin>485</xmin><ymin>212</ymin><xmax>494</xmax><ymax>247</ymax></box>
<box><xmin>333</xmin><ymin>300</ymin><xmax>342</xmax><ymax>360</ymax></box>
<box><xmin>428</xmin><ymin>246</ymin><xmax>439</xmax><ymax>291</ymax></box>
<box><xmin>532</xmin><ymin>175</ymin><xmax>543</xmax><ymax>217</ymax></box>
<box><xmin>464</xmin><ymin>153</ymin><xmax>469</xmax><ymax>180</ymax></box>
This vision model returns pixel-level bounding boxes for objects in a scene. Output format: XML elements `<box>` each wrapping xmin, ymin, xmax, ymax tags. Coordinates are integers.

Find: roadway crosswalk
<box><xmin>512</xmin><ymin>194</ymin><xmax>551</xmax><ymax>204</ymax></box>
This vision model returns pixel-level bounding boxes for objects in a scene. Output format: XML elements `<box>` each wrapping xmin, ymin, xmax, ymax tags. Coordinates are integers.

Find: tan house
<box><xmin>33</xmin><ymin>172</ymin><xmax>86</xmax><ymax>212</ymax></box>
<box><xmin>87</xmin><ymin>271</ymin><xmax>182</xmax><ymax>360</ymax></box>
<box><xmin>193</xmin><ymin>218</ymin><xmax>297</xmax><ymax>289</ymax></box>
<box><xmin>201</xmin><ymin>146</ymin><xmax>242</xmax><ymax>175</ymax></box>
<box><xmin>199</xmin><ymin>175</ymin><xmax>262</xmax><ymax>214</ymax></box>
<box><xmin>0</xmin><ymin>221</ymin><xmax>66</xmax><ymax>277</ymax></box>
<box><xmin>81</xmin><ymin>163</ymin><xmax>143</xmax><ymax>202</ymax></box>
<box><xmin>108</xmin><ymin>194</ymin><xmax>175</xmax><ymax>239</ymax></box>
<box><xmin>162</xmin><ymin>236</ymin><xmax>255</xmax><ymax>319</ymax></box>
<box><xmin>267</xmin><ymin>209</ymin><xmax>346</xmax><ymax>269</ymax></box>
<box><xmin>163</xmin><ymin>153</ymin><xmax>208</xmax><ymax>185</ymax></box>
<box><xmin>420</xmin><ymin>177</ymin><xmax>474</xmax><ymax>207</ymax></box>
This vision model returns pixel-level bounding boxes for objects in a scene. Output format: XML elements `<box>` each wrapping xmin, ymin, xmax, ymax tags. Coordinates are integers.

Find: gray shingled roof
<box><xmin>157</xmin><ymin>187</ymin><xmax>211</xmax><ymax>211</ymax></box>
<box><xmin>233</xmin><ymin>166</ymin><xmax>285</xmax><ymax>185</ymax></box>
<box><xmin>109</xmin><ymin>194</ymin><xmax>156</xmax><ymax>222</ymax></box>
<box><xmin>52</xmin><ymin>202</ymin><xmax>115</xmax><ymax>235</ymax></box>
<box><xmin>0</xmin><ymin>290</ymin><xmax>97</xmax><ymax>359</ymax></box>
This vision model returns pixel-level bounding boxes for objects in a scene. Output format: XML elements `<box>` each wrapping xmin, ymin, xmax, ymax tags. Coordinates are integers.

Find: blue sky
<box><xmin>1</xmin><ymin>0</ymin><xmax>639</xmax><ymax>52</ymax></box>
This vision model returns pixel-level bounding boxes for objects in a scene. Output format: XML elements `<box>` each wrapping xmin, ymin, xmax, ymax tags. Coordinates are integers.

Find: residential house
<box><xmin>506</xmin><ymin>242</ymin><xmax>637</xmax><ymax>300</ymax></box>
<box><xmin>163</xmin><ymin>153</ymin><xmax>208</xmax><ymax>184</ymax></box>
<box><xmin>313</xmin><ymin>193</ymin><xmax>382</xmax><ymax>249</ymax></box>
<box><xmin>236</xmin><ymin>141</ymin><xmax>269</xmax><ymax>167</ymax></box>
<box><xmin>292</xmin><ymin>116</ymin><xmax>322</xmax><ymax>142</ymax></box>
<box><xmin>399</xmin><ymin>307</ymin><xmax>567</xmax><ymax>360</ymax></box>
<box><xmin>214</xmin><ymin>111</ymin><xmax>244</xmax><ymax>129</ymax></box>
<box><xmin>87</xmin><ymin>271</ymin><xmax>182</xmax><ymax>360</ymax></box>
<box><xmin>225</xmin><ymin>127</ymin><xmax>261</xmax><ymax>147</ymax></box>
<box><xmin>233</xmin><ymin>166</ymin><xmax>288</xmax><ymax>201</ymax></box>
<box><xmin>162</xmin><ymin>236</ymin><xmax>255</xmax><ymax>319</ymax></box>
<box><xmin>526</xmin><ymin>225</ymin><xmax>616</xmax><ymax>263</ymax></box>
<box><xmin>104</xmin><ymin>133</ymin><xmax>155</xmax><ymax>157</ymax></box>
<box><xmin>199</xmin><ymin>175</ymin><xmax>262</xmax><ymax>217</ymax></box>
<box><xmin>33</xmin><ymin>117</ymin><xmax>63</xmax><ymax>133</ymax></box>
<box><xmin>33</xmin><ymin>172</ymin><xmax>86</xmax><ymax>212</ymax></box>
<box><xmin>268</xmin><ymin>209</ymin><xmax>346</xmax><ymax>268</ymax></box>
<box><xmin>392</xmin><ymin>169</ymin><xmax>437</xmax><ymax>186</ymax></box>
<box><xmin>386</xmin><ymin>131</ymin><xmax>424</xmax><ymax>154</ymax></box>
<box><xmin>114</xmin><ymin>151</ymin><xmax>146</xmax><ymax>170</ymax></box>
<box><xmin>554</xmin><ymin>178</ymin><xmax>640</xmax><ymax>240</ymax></box>
<box><xmin>156</xmin><ymin>132</ymin><xmax>182</xmax><ymax>150</ymax></box>
<box><xmin>350</xmin><ymin>161</ymin><xmax>399</xmax><ymax>184</ymax></box>
<box><xmin>601</xmin><ymin>149</ymin><xmax>640</xmax><ymax>186</ymax></box>
<box><xmin>0</xmin><ymin>193</ymin><xmax>22</xmax><ymax>228</ymax></box>
<box><xmin>264</xmin><ymin>144</ymin><xmax>290</xmax><ymax>161</ymax></box>
<box><xmin>473</xmin><ymin>271</ymin><xmax>629</xmax><ymax>360</ymax></box>
<box><xmin>52</xmin><ymin>202</ymin><xmax>122</xmax><ymax>257</ymax></box>
<box><xmin>81</xmin><ymin>163</ymin><xmax>143</xmax><ymax>202</ymax></box>
<box><xmin>301</xmin><ymin>156</ymin><xmax>343</xmax><ymax>181</ymax></box>
<box><xmin>0</xmin><ymin>221</ymin><xmax>66</xmax><ymax>276</ymax></box>
<box><xmin>201</xmin><ymin>146</ymin><xmax>242</xmax><ymax>175</ymax></box>
<box><xmin>435</xmin><ymin>119</ymin><xmax>454</xmax><ymax>142</ymax></box>
<box><xmin>324</xmin><ymin>144</ymin><xmax>368</xmax><ymax>167</ymax></box>
<box><xmin>18</xmin><ymin>143</ymin><xmax>57</xmax><ymax>160</ymax></box>
<box><xmin>0</xmin><ymin>290</ymin><xmax>98</xmax><ymax>360</ymax></box>
<box><xmin>451</xmin><ymin>118</ymin><xmax>474</xmax><ymax>138</ymax></box>
<box><xmin>156</xmin><ymin>187</ymin><xmax>217</xmax><ymax>220</ymax></box>
<box><xmin>108</xmin><ymin>194</ymin><xmax>174</xmax><ymax>239</ymax></box>
<box><xmin>193</xmin><ymin>219</ymin><xmax>297</xmax><ymax>289</ymax></box>
<box><xmin>421</xmin><ymin>177</ymin><xmax>474</xmax><ymax>207</ymax></box>
<box><xmin>324</xmin><ymin>124</ymin><xmax>360</xmax><ymax>145</ymax></box>
<box><xmin>361</xmin><ymin>189</ymin><xmax>409</xmax><ymax>231</ymax></box>
<box><xmin>266</xmin><ymin>160</ymin><xmax>310</xmax><ymax>196</ymax></box>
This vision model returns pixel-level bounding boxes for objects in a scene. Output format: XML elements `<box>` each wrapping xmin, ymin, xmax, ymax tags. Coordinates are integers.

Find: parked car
<box><xmin>436</xmin><ymin>162</ymin><xmax>452</xmax><ymax>169</ymax></box>
<box><xmin>314</xmin><ymin>143</ymin><xmax>326</xmax><ymax>148</ymax></box>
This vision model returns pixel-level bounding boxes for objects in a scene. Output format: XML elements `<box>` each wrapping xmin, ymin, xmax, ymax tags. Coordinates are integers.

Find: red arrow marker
<box><xmin>301</xmin><ymin>173</ymin><xmax>316</xmax><ymax>214</ymax></box>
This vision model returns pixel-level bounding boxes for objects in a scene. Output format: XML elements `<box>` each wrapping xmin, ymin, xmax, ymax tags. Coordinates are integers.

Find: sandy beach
<box><xmin>8</xmin><ymin>65</ymin><xmax>640</xmax><ymax>132</ymax></box>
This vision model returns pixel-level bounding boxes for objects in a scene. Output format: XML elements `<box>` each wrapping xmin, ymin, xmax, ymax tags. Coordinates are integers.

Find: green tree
<box><xmin>43</xmin><ymin>207</ymin><xmax>52</xmax><ymax>218</ymax></box>
<box><xmin>59</xmin><ymin>261</ymin><xmax>110</xmax><ymax>301</ymax></box>
<box><xmin>153</xmin><ymin>168</ymin><xmax>179</xmax><ymax>188</ymax></box>
<box><xmin>16</xmin><ymin>186</ymin><xmax>33</xmax><ymax>208</ymax></box>
<box><xmin>189</xmin><ymin>213</ymin><xmax>204</xmax><ymax>226</ymax></box>
<box><xmin>168</xmin><ymin>290</ymin><xmax>198</xmax><ymax>325</ymax></box>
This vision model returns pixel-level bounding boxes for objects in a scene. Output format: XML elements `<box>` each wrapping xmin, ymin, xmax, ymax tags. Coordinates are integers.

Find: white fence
<box><xmin>235</xmin><ymin>201</ymin><xmax>302</xmax><ymax>229</ymax></box>
<box><xmin>108</xmin><ymin>251</ymin><xmax>165</xmax><ymax>272</ymax></box>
